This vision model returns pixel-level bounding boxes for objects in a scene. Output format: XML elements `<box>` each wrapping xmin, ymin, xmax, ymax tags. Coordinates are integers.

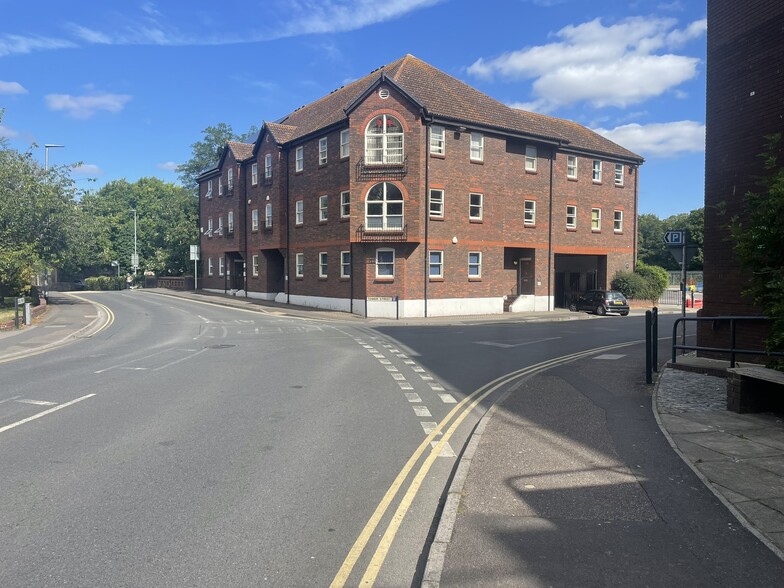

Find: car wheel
<box><xmin>568</xmin><ymin>303</ymin><xmax>577</xmax><ymax>312</ymax></box>
<box><xmin>594</xmin><ymin>305</ymin><xmax>606</xmax><ymax>316</ymax></box>
<box><xmin>620</xmin><ymin>311</ymin><xmax>629</xmax><ymax>316</ymax></box>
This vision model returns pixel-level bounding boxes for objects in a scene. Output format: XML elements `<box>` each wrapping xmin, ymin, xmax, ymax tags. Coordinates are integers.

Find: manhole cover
<box><xmin>205</xmin><ymin>344</ymin><xmax>236</xmax><ymax>349</ymax></box>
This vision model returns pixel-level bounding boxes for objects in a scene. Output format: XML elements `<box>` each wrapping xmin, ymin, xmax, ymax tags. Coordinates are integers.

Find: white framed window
<box><xmin>430</xmin><ymin>125</ymin><xmax>445</xmax><ymax>155</ymax></box>
<box><xmin>319</xmin><ymin>137</ymin><xmax>328</xmax><ymax>165</ymax></box>
<box><xmin>429</xmin><ymin>189</ymin><xmax>444</xmax><ymax>218</ymax></box>
<box><xmin>251</xmin><ymin>209</ymin><xmax>259</xmax><ymax>231</ymax></box>
<box><xmin>468</xmin><ymin>251</ymin><xmax>482</xmax><ymax>278</ymax></box>
<box><xmin>567</xmin><ymin>155</ymin><xmax>577</xmax><ymax>179</ymax></box>
<box><xmin>295</xmin><ymin>146</ymin><xmax>304</xmax><ymax>172</ymax></box>
<box><xmin>365</xmin><ymin>115</ymin><xmax>404</xmax><ymax>164</ymax></box>
<box><xmin>207</xmin><ymin>217</ymin><xmax>213</xmax><ymax>237</ymax></box>
<box><xmin>218</xmin><ymin>257</ymin><xmax>225</xmax><ymax>276</ymax></box>
<box><xmin>295</xmin><ymin>200</ymin><xmax>304</xmax><ymax>225</ymax></box>
<box><xmin>470</xmin><ymin>132</ymin><xmax>484</xmax><ymax>162</ymax></box>
<box><xmin>227</xmin><ymin>168</ymin><xmax>233</xmax><ymax>190</ymax></box>
<box><xmin>614</xmin><ymin>210</ymin><xmax>623</xmax><ymax>232</ymax></box>
<box><xmin>265</xmin><ymin>203</ymin><xmax>273</xmax><ymax>228</ymax></box>
<box><xmin>365</xmin><ymin>182</ymin><xmax>403</xmax><ymax>230</ymax></box>
<box><xmin>429</xmin><ymin>250</ymin><xmax>443</xmax><ymax>278</ymax></box>
<box><xmin>295</xmin><ymin>253</ymin><xmax>304</xmax><ymax>277</ymax></box>
<box><xmin>375</xmin><ymin>248</ymin><xmax>395</xmax><ymax>278</ymax></box>
<box><xmin>227</xmin><ymin>210</ymin><xmax>234</xmax><ymax>234</ymax></box>
<box><xmin>319</xmin><ymin>252</ymin><xmax>328</xmax><ymax>278</ymax></box>
<box><xmin>524</xmin><ymin>200</ymin><xmax>536</xmax><ymax>226</ymax></box>
<box><xmin>264</xmin><ymin>153</ymin><xmax>272</xmax><ymax>179</ymax></box>
<box><xmin>252</xmin><ymin>255</ymin><xmax>259</xmax><ymax>276</ymax></box>
<box><xmin>205</xmin><ymin>179</ymin><xmax>213</xmax><ymax>199</ymax></box>
<box><xmin>615</xmin><ymin>163</ymin><xmax>624</xmax><ymax>186</ymax></box>
<box><xmin>566</xmin><ymin>205</ymin><xmax>577</xmax><ymax>229</ymax></box>
<box><xmin>319</xmin><ymin>195</ymin><xmax>328</xmax><ymax>222</ymax></box>
<box><xmin>592</xmin><ymin>160</ymin><xmax>602</xmax><ymax>183</ymax></box>
<box><xmin>208</xmin><ymin>257</ymin><xmax>213</xmax><ymax>276</ymax></box>
<box><xmin>251</xmin><ymin>163</ymin><xmax>258</xmax><ymax>186</ymax></box>
<box><xmin>340</xmin><ymin>191</ymin><xmax>350</xmax><ymax>218</ymax></box>
<box><xmin>340</xmin><ymin>251</ymin><xmax>351</xmax><ymax>278</ymax></box>
<box><xmin>218</xmin><ymin>176</ymin><xmax>223</xmax><ymax>195</ymax></box>
<box><xmin>591</xmin><ymin>207</ymin><xmax>602</xmax><ymax>231</ymax></box>
<box><xmin>217</xmin><ymin>215</ymin><xmax>224</xmax><ymax>235</ymax></box>
<box><xmin>525</xmin><ymin>145</ymin><xmax>537</xmax><ymax>172</ymax></box>
<box><xmin>469</xmin><ymin>192</ymin><xmax>483</xmax><ymax>220</ymax></box>
<box><xmin>340</xmin><ymin>129</ymin><xmax>350</xmax><ymax>158</ymax></box>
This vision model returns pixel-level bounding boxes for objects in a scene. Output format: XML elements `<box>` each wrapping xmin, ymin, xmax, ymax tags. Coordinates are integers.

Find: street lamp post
<box><xmin>44</xmin><ymin>144</ymin><xmax>65</xmax><ymax>171</ymax></box>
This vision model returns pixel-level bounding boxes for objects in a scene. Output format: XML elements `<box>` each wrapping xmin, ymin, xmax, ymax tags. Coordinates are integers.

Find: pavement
<box><xmin>3</xmin><ymin>289</ymin><xmax>783</xmax><ymax>585</ymax></box>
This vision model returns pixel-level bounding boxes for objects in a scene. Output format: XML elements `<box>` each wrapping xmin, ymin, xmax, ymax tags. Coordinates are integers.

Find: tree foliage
<box><xmin>637</xmin><ymin>209</ymin><xmax>704</xmax><ymax>271</ymax></box>
<box><xmin>612</xmin><ymin>261</ymin><xmax>669</xmax><ymax>303</ymax></box>
<box><xmin>731</xmin><ymin>133</ymin><xmax>784</xmax><ymax>358</ymax></box>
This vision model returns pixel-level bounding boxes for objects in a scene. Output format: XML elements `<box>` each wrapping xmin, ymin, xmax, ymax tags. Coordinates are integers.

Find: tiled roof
<box><xmin>227</xmin><ymin>141</ymin><xmax>254</xmax><ymax>161</ymax></box>
<box><xmin>261</xmin><ymin>54</ymin><xmax>642</xmax><ymax>163</ymax></box>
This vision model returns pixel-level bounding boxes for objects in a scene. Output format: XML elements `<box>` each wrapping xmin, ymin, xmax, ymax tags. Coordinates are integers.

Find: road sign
<box><xmin>189</xmin><ymin>245</ymin><xmax>200</xmax><ymax>261</ymax></box>
<box><xmin>663</xmin><ymin>230</ymin><xmax>685</xmax><ymax>245</ymax></box>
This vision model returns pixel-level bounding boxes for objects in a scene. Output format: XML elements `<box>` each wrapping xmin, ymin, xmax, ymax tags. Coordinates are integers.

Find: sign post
<box><xmin>664</xmin><ymin>230</ymin><xmax>692</xmax><ymax>353</ymax></box>
<box><xmin>190</xmin><ymin>245</ymin><xmax>200</xmax><ymax>290</ymax></box>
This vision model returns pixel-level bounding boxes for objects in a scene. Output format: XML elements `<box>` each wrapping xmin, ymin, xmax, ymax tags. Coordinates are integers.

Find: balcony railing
<box><xmin>356</xmin><ymin>224</ymin><xmax>408</xmax><ymax>242</ymax></box>
<box><xmin>356</xmin><ymin>156</ymin><xmax>407</xmax><ymax>182</ymax></box>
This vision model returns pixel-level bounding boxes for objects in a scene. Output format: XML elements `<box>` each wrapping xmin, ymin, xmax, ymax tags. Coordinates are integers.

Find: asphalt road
<box><xmin>0</xmin><ymin>291</ymin><xmax>681</xmax><ymax>586</ymax></box>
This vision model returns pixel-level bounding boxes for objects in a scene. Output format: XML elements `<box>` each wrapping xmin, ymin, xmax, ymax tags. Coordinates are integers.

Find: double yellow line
<box><xmin>331</xmin><ymin>338</ymin><xmax>642</xmax><ymax>586</ymax></box>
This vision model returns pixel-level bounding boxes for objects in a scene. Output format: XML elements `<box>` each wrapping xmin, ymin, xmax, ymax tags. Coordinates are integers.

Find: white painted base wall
<box><xmin>509</xmin><ymin>295</ymin><xmax>553</xmax><ymax>312</ymax></box>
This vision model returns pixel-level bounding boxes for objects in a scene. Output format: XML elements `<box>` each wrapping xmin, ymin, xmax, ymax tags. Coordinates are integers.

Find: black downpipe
<box><xmin>349</xmin><ymin>241</ymin><xmax>354</xmax><ymax>315</ymax></box>
<box><xmin>547</xmin><ymin>149</ymin><xmax>554</xmax><ymax>310</ymax></box>
<box><xmin>424</xmin><ymin>120</ymin><xmax>431</xmax><ymax>318</ymax></box>
<box><xmin>243</xmin><ymin>162</ymin><xmax>248</xmax><ymax>298</ymax></box>
<box><xmin>284</xmin><ymin>147</ymin><xmax>291</xmax><ymax>305</ymax></box>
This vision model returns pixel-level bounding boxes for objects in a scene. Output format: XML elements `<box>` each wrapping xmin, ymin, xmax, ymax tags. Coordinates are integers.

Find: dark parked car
<box><xmin>569</xmin><ymin>289</ymin><xmax>629</xmax><ymax>316</ymax></box>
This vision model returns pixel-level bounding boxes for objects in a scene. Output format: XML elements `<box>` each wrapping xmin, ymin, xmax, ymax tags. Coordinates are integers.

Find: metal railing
<box><xmin>671</xmin><ymin>315</ymin><xmax>784</xmax><ymax>368</ymax></box>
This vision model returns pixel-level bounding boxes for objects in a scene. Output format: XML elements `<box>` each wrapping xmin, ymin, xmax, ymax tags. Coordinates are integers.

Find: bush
<box><xmin>84</xmin><ymin>276</ymin><xmax>125</xmax><ymax>290</ymax></box>
<box><xmin>611</xmin><ymin>270</ymin><xmax>649</xmax><ymax>299</ymax></box>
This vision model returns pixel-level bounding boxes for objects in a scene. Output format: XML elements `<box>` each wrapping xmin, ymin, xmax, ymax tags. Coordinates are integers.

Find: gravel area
<box><xmin>657</xmin><ymin>368</ymin><xmax>727</xmax><ymax>413</ymax></box>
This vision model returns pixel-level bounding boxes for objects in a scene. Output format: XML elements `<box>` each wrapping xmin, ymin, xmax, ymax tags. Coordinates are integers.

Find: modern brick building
<box><xmin>700</xmin><ymin>0</ymin><xmax>784</xmax><ymax>351</ymax></box>
<box><xmin>198</xmin><ymin>55</ymin><xmax>643</xmax><ymax>317</ymax></box>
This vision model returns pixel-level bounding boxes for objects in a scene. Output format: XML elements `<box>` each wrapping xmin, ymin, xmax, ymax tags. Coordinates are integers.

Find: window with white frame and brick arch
<box><xmin>365</xmin><ymin>115</ymin><xmax>404</xmax><ymax>164</ymax></box>
<box><xmin>251</xmin><ymin>162</ymin><xmax>258</xmax><ymax>186</ymax></box>
<box><xmin>251</xmin><ymin>209</ymin><xmax>259</xmax><ymax>231</ymax></box>
<box><xmin>566</xmin><ymin>205</ymin><xmax>577</xmax><ymax>229</ymax></box>
<box><xmin>365</xmin><ymin>183</ymin><xmax>403</xmax><ymax>230</ymax></box>
<box><xmin>206</xmin><ymin>179</ymin><xmax>213</xmax><ymax>199</ymax></box>
<box><xmin>207</xmin><ymin>217</ymin><xmax>213</xmax><ymax>237</ymax></box>
<box><xmin>525</xmin><ymin>145</ymin><xmax>537</xmax><ymax>172</ymax></box>
<box><xmin>295</xmin><ymin>253</ymin><xmax>304</xmax><ymax>277</ymax></box>
<box><xmin>208</xmin><ymin>257</ymin><xmax>213</xmax><ymax>276</ymax></box>
<box><xmin>340</xmin><ymin>191</ymin><xmax>350</xmax><ymax>218</ymax></box>
<box><xmin>469</xmin><ymin>192</ymin><xmax>483</xmax><ymax>221</ymax></box>
<box><xmin>429</xmin><ymin>250</ymin><xmax>443</xmax><ymax>278</ymax></box>
<box><xmin>340</xmin><ymin>129</ymin><xmax>350</xmax><ymax>159</ymax></box>
<box><xmin>227</xmin><ymin>168</ymin><xmax>233</xmax><ymax>190</ymax></box>
<box><xmin>375</xmin><ymin>248</ymin><xmax>394</xmax><ymax>278</ymax></box>
<box><xmin>468</xmin><ymin>251</ymin><xmax>482</xmax><ymax>278</ymax></box>
<box><xmin>340</xmin><ymin>251</ymin><xmax>351</xmax><ymax>278</ymax></box>
<box><xmin>614</xmin><ymin>210</ymin><xmax>623</xmax><ymax>232</ymax></box>
<box><xmin>592</xmin><ymin>160</ymin><xmax>602</xmax><ymax>183</ymax></box>
<box><xmin>567</xmin><ymin>155</ymin><xmax>577</xmax><ymax>179</ymax></box>
<box><xmin>265</xmin><ymin>202</ymin><xmax>273</xmax><ymax>228</ymax></box>
<box><xmin>252</xmin><ymin>255</ymin><xmax>259</xmax><ymax>276</ymax></box>
<box><xmin>524</xmin><ymin>199</ymin><xmax>536</xmax><ymax>226</ymax></box>
<box><xmin>319</xmin><ymin>252</ymin><xmax>328</xmax><ymax>278</ymax></box>
<box><xmin>218</xmin><ymin>257</ymin><xmax>225</xmax><ymax>276</ymax></box>
<box><xmin>227</xmin><ymin>210</ymin><xmax>234</xmax><ymax>234</ymax></box>
<box><xmin>264</xmin><ymin>153</ymin><xmax>272</xmax><ymax>179</ymax></box>
<box><xmin>430</xmin><ymin>125</ymin><xmax>445</xmax><ymax>155</ymax></box>
<box><xmin>319</xmin><ymin>195</ymin><xmax>329</xmax><ymax>222</ymax></box>
<box><xmin>319</xmin><ymin>137</ymin><xmax>328</xmax><ymax>165</ymax></box>
<box><xmin>295</xmin><ymin>200</ymin><xmax>304</xmax><ymax>225</ymax></box>
<box><xmin>295</xmin><ymin>146</ymin><xmax>304</xmax><ymax>172</ymax></box>
<box><xmin>470</xmin><ymin>132</ymin><xmax>484</xmax><ymax>162</ymax></box>
<box><xmin>591</xmin><ymin>208</ymin><xmax>602</xmax><ymax>231</ymax></box>
<box><xmin>218</xmin><ymin>176</ymin><xmax>223</xmax><ymax>195</ymax></box>
<box><xmin>429</xmin><ymin>188</ymin><xmax>444</xmax><ymax>218</ymax></box>
<box><xmin>614</xmin><ymin>163</ymin><xmax>624</xmax><ymax>186</ymax></box>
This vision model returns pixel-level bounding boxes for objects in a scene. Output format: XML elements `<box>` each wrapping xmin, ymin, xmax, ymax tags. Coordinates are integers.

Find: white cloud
<box><xmin>73</xmin><ymin>163</ymin><xmax>102</xmax><ymax>176</ymax></box>
<box><xmin>45</xmin><ymin>92</ymin><xmax>132</xmax><ymax>119</ymax></box>
<box><xmin>0</xmin><ymin>124</ymin><xmax>19</xmax><ymax>139</ymax></box>
<box><xmin>468</xmin><ymin>16</ymin><xmax>705</xmax><ymax>111</ymax></box>
<box><xmin>156</xmin><ymin>161</ymin><xmax>178</xmax><ymax>172</ymax></box>
<box><xmin>0</xmin><ymin>80</ymin><xmax>27</xmax><ymax>95</ymax></box>
<box><xmin>594</xmin><ymin>120</ymin><xmax>705</xmax><ymax>158</ymax></box>
<box><xmin>0</xmin><ymin>34</ymin><xmax>76</xmax><ymax>57</ymax></box>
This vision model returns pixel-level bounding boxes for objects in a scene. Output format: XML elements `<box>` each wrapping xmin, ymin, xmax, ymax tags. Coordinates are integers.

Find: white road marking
<box><xmin>430</xmin><ymin>441</ymin><xmax>456</xmax><ymax>457</ymax></box>
<box><xmin>0</xmin><ymin>394</ymin><xmax>96</xmax><ymax>435</ymax></box>
<box><xmin>412</xmin><ymin>366</ymin><xmax>425</xmax><ymax>373</ymax></box>
<box><xmin>379</xmin><ymin>359</ymin><xmax>392</xmax><ymax>365</ymax></box>
<box><xmin>413</xmin><ymin>406</ymin><xmax>431</xmax><ymax>417</ymax></box>
<box><xmin>0</xmin><ymin>396</ymin><xmax>21</xmax><ymax>404</ymax></box>
<box><xmin>594</xmin><ymin>354</ymin><xmax>626</xmax><ymax>360</ymax></box>
<box><xmin>16</xmin><ymin>399</ymin><xmax>57</xmax><ymax>406</ymax></box>
<box><xmin>438</xmin><ymin>393</ymin><xmax>457</xmax><ymax>404</ymax></box>
<box><xmin>420</xmin><ymin>375</ymin><xmax>433</xmax><ymax>381</ymax></box>
<box><xmin>403</xmin><ymin>359</ymin><xmax>416</xmax><ymax>365</ymax></box>
<box><xmin>404</xmin><ymin>393</ymin><xmax>422</xmax><ymax>403</ymax></box>
<box><xmin>429</xmin><ymin>382</ymin><xmax>445</xmax><ymax>391</ymax></box>
<box><xmin>391</xmin><ymin>373</ymin><xmax>406</xmax><ymax>381</ymax></box>
<box><xmin>398</xmin><ymin>382</ymin><xmax>414</xmax><ymax>390</ymax></box>
<box><xmin>476</xmin><ymin>336</ymin><xmax>561</xmax><ymax>348</ymax></box>
<box><xmin>421</xmin><ymin>422</ymin><xmax>440</xmax><ymax>435</ymax></box>
<box><xmin>385</xmin><ymin>365</ymin><xmax>399</xmax><ymax>372</ymax></box>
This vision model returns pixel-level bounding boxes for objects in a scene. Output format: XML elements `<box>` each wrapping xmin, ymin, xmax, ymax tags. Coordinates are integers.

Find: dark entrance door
<box><xmin>518</xmin><ymin>256</ymin><xmax>535</xmax><ymax>295</ymax></box>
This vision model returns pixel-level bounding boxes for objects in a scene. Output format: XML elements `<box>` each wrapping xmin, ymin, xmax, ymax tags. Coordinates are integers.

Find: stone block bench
<box><xmin>726</xmin><ymin>366</ymin><xmax>784</xmax><ymax>413</ymax></box>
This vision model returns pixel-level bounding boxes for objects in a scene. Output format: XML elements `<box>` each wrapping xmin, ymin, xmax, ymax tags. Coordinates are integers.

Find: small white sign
<box><xmin>190</xmin><ymin>245</ymin><xmax>200</xmax><ymax>261</ymax></box>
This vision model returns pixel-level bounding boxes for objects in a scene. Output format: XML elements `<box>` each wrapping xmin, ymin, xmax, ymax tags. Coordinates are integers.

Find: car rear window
<box><xmin>607</xmin><ymin>292</ymin><xmax>626</xmax><ymax>300</ymax></box>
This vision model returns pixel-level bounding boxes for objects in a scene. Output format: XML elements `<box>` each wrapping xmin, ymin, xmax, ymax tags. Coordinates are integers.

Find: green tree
<box><xmin>731</xmin><ymin>134</ymin><xmax>784</xmax><ymax>360</ymax></box>
<box><xmin>176</xmin><ymin>123</ymin><xmax>258</xmax><ymax>194</ymax></box>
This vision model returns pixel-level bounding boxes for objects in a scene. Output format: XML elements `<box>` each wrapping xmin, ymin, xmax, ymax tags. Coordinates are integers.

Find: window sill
<box><xmin>319</xmin><ymin>220</ymin><xmax>328</xmax><ymax>225</ymax></box>
<box><xmin>339</xmin><ymin>276</ymin><xmax>350</xmax><ymax>281</ymax></box>
<box><xmin>525</xmin><ymin>169</ymin><xmax>537</xmax><ymax>175</ymax></box>
<box><xmin>614</xmin><ymin>231</ymin><xmax>623</xmax><ymax>235</ymax></box>
<box><xmin>429</xmin><ymin>277</ymin><xmax>444</xmax><ymax>282</ymax></box>
<box><xmin>429</xmin><ymin>216</ymin><xmax>445</xmax><ymax>222</ymax></box>
<box><xmin>567</xmin><ymin>176</ymin><xmax>578</xmax><ymax>182</ymax></box>
<box><xmin>592</xmin><ymin>230</ymin><xmax>602</xmax><ymax>234</ymax></box>
<box><xmin>374</xmin><ymin>277</ymin><xmax>395</xmax><ymax>283</ymax></box>
<box><xmin>468</xmin><ymin>277</ymin><xmax>482</xmax><ymax>282</ymax></box>
<box><xmin>295</xmin><ymin>276</ymin><xmax>304</xmax><ymax>280</ymax></box>
<box><xmin>566</xmin><ymin>227</ymin><xmax>577</xmax><ymax>232</ymax></box>
<box><xmin>469</xmin><ymin>218</ymin><xmax>483</xmax><ymax>223</ymax></box>
<box><xmin>524</xmin><ymin>223</ymin><xmax>536</xmax><ymax>229</ymax></box>
<box><xmin>470</xmin><ymin>159</ymin><xmax>484</xmax><ymax>165</ymax></box>
<box><xmin>592</xmin><ymin>181</ymin><xmax>602</xmax><ymax>185</ymax></box>
<box><xmin>340</xmin><ymin>216</ymin><xmax>350</xmax><ymax>222</ymax></box>
<box><xmin>430</xmin><ymin>153</ymin><xmax>445</xmax><ymax>160</ymax></box>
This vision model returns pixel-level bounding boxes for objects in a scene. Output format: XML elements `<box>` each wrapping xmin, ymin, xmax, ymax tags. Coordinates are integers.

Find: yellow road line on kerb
<box><xmin>331</xmin><ymin>339</ymin><xmax>643</xmax><ymax>587</ymax></box>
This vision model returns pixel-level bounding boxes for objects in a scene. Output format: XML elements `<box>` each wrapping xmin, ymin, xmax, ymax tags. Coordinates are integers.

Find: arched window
<box><xmin>365</xmin><ymin>183</ymin><xmax>403</xmax><ymax>230</ymax></box>
<box><xmin>365</xmin><ymin>115</ymin><xmax>404</xmax><ymax>164</ymax></box>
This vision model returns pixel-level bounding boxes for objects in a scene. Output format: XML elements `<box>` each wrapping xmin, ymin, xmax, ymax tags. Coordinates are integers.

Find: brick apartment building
<box><xmin>700</xmin><ymin>1</ymin><xmax>784</xmax><ymax>351</ymax></box>
<box><xmin>198</xmin><ymin>55</ymin><xmax>643</xmax><ymax>317</ymax></box>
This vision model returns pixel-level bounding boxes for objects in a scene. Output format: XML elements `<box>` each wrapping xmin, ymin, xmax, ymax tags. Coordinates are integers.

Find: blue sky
<box><xmin>1</xmin><ymin>0</ymin><xmax>706</xmax><ymax>218</ymax></box>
